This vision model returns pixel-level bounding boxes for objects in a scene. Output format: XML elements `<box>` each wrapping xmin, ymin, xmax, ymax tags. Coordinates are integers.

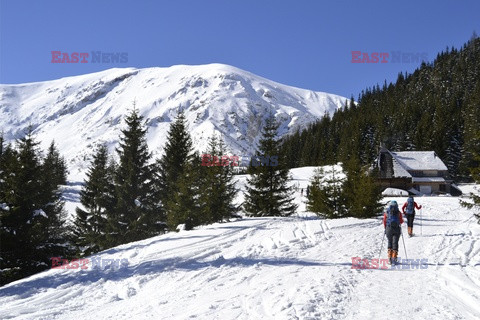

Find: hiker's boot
<box><xmin>408</xmin><ymin>227</ymin><xmax>413</xmax><ymax>237</ymax></box>
<box><xmin>392</xmin><ymin>250</ymin><xmax>398</xmax><ymax>264</ymax></box>
<box><xmin>387</xmin><ymin>249</ymin><xmax>393</xmax><ymax>264</ymax></box>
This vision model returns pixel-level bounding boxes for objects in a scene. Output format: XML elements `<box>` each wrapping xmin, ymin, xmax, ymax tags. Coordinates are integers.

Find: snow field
<box><xmin>0</xmin><ymin>168</ymin><xmax>479</xmax><ymax>319</ymax></box>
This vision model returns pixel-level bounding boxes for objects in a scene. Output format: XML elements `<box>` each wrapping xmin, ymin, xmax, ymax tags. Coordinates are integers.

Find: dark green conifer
<box><xmin>157</xmin><ymin>111</ymin><xmax>196</xmax><ymax>229</ymax></box>
<box><xmin>166</xmin><ymin>157</ymin><xmax>202</xmax><ymax>230</ymax></box>
<box><xmin>244</xmin><ymin>114</ymin><xmax>297</xmax><ymax>216</ymax></box>
<box><xmin>461</xmin><ymin>130</ymin><xmax>480</xmax><ymax>223</ymax></box>
<box><xmin>306</xmin><ymin>165</ymin><xmax>346</xmax><ymax>218</ymax></box>
<box><xmin>38</xmin><ymin>141</ymin><xmax>69</xmax><ymax>260</ymax></box>
<box><xmin>0</xmin><ymin>131</ymin><xmax>69</xmax><ymax>284</ymax></box>
<box><xmin>112</xmin><ymin>107</ymin><xmax>162</xmax><ymax>245</ymax></box>
<box><xmin>199</xmin><ymin>135</ymin><xmax>239</xmax><ymax>224</ymax></box>
<box><xmin>342</xmin><ymin>156</ymin><xmax>383</xmax><ymax>218</ymax></box>
<box><xmin>73</xmin><ymin>144</ymin><xmax>116</xmax><ymax>254</ymax></box>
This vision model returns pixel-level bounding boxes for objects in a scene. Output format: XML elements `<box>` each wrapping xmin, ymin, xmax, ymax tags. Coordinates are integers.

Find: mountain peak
<box><xmin>0</xmin><ymin>64</ymin><xmax>347</xmax><ymax>179</ymax></box>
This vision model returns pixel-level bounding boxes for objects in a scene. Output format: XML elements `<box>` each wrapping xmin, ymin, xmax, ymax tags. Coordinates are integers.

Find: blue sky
<box><xmin>1</xmin><ymin>0</ymin><xmax>479</xmax><ymax>98</ymax></box>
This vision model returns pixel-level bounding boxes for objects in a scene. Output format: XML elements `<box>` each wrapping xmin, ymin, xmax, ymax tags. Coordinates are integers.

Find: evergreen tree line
<box><xmin>0</xmin><ymin>109</ymin><xmax>298</xmax><ymax>285</ymax></box>
<box><xmin>0</xmin><ymin>133</ymin><xmax>69</xmax><ymax>285</ymax></box>
<box><xmin>281</xmin><ymin>36</ymin><xmax>480</xmax><ymax>182</ymax></box>
<box><xmin>73</xmin><ymin>109</ymin><xmax>240</xmax><ymax>256</ymax></box>
<box><xmin>74</xmin><ymin>110</ymin><xmax>297</xmax><ymax>256</ymax></box>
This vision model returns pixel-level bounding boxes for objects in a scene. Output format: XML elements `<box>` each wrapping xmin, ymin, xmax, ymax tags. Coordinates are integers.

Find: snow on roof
<box><xmin>391</xmin><ymin>156</ymin><xmax>412</xmax><ymax>178</ymax></box>
<box><xmin>412</xmin><ymin>177</ymin><xmax>446</xmax><ymax>183</ymax></box>
<box><xmin>391</xmin><ymin>151</ymin><xmax>448</xmax><ymax>172</ymax></box>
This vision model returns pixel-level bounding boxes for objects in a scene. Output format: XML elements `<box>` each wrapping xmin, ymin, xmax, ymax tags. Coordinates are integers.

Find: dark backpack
<box><xmin>386</xmin><ymin>205</ymin><xmax>400</xmax><ymax>228</ymax></box>
<box><xmin>405</xmin><ymin>197</ymin><xmax>415</xmax><ymax>214</ymax></box>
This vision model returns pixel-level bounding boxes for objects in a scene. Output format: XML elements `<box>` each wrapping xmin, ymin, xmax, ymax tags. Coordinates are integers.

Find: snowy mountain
<box><xmin>0</xmin><ymin>64</ymin><xmax>347</xmax><ymax>179</ymax></box>
<box><xmin>1</xmin><ymin>167</ymin><xmax>479</xmax><ymax>319</ymax></box>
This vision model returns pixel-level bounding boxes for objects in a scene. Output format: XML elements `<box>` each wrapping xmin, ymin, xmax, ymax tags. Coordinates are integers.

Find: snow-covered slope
<box><xmin>1</xmin><ymin>167</ymin><xmax>479</xmax><ymax>319</ymax></box>
<box><xmin>0</xmin><ymin>64</ymin><xmax>347</xmax><ymax>179</ymax></box>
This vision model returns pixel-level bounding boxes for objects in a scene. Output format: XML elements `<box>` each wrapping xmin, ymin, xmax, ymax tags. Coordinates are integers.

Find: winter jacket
<box><xmin>402</xmin><ymin>201</ymin><xmax>422</xmax><ymax>215</ymax></box>
<box><xmin>383</xmin><ymin>211</ymin><xmax>404</xmax><ymax>228</ymax></box>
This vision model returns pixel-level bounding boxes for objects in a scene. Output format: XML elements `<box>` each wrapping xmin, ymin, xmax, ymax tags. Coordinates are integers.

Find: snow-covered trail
<box><xmin>349</xmin><ymin>197</ymin><xmax>480</xmax><ymax>319</ymax></box>
<box><xmin>1</xmin><ymin>195</ymin><xmax>479</xmax><ymax>319</ymax></box>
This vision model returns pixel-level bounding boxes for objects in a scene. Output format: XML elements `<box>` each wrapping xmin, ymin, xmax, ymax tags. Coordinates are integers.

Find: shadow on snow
<box><xmin>0</xmin><ymin>256</ymin><xmax>351</xmax><ymax>300</ymax></box>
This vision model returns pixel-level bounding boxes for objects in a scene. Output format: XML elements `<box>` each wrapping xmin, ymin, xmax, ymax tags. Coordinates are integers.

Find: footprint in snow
<box><xmin>126</xmin><ymin>287</ymin><xmax>137</xmax><ymax>298</ymax></box>
<box><xmin>109</xmin><ymin>294</ymin><xmax>122</xmax><ymax>302</ymax></box>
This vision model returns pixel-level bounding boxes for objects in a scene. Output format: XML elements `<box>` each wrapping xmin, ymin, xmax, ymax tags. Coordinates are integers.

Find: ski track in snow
<box><xmin>1</xmin><ymin>169</ymin><xmax>480</xmax><ymax>319</ymax></box>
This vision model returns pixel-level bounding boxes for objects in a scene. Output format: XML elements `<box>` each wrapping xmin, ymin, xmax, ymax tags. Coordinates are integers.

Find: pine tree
<box><xmin>244</xmin><ymin>114</ymin><xmax>297</xmax><ymax>216</ymax></box>
<box><xmin>306</xmin><ymin>165</ymin><xmax>346</xmax><ymax>218</ymax></box>
<box><xmin>461</xmin><ymin>130</ymin><xmax>480</xmax><ymax>223</ymax></box>
<box><xmin>111</xmin><ymin>108</ymin><xmax>163</xmax><ymax>245</ymax></box>
<box><xmin>166</xmin><ymin>157</ymin><xmax>202</xmax><ymax>230</ymax></box>
<box><xmin>0</xmin><ymin>133</ymin><xmax>13</xmax><ymax>211</ymax></box>
<box><xmin>0</xmin><ymin>132</ymin><xmax>72</xmax><ymax>285</ymax></box>
<box><xmin>199</xmin><ymin>135</ymin><xmax>239</xmax><ymax>224</ymax></box>
<box><xmin>306</xmin><ymin>167</ymin><xmax>329</xmax><ymax>215</ymax></box>
<box><xmin>38</xmin><ymin>141</ymin><xmax>70</xmax><ymax>261</ymax></box>
<box><xmin>342</xmin><ymin>157</ymin><xmax>383</xmax><ymax>218</ymax></box>
<box><xmin>0</xmin><ymin>138</ymin><xmax>21</xmax><ymax>284</ymax></box>
<box><xmin>73</xmin><ymin>144</ymin><xmax>116</xmax><ymax>255</ymax></box>
<box><xmin>42</xmin><ymin>141</ymin><xmax>67</xmax><ymax>189</ymax></box>
<box><xmin>11</xmin><ymin>132</ymin><xmax>45</xmax><ymax>273</ymax></box>
<box><xmin>0</xmin><ymin>131</ymin><xmax>48</xmax><ymax>283</ymax></box>
<box><xmin>460</xmin><ymin>81</ymin><xmax>480</xmax><ymax>179</ymax></box>
<box><xmin>157</xmin><ymin>111</ymin><xmax>196</xmax><ymax>229</ymax></box>
<box><xmin>0</xmin><ymin>132</ymin><xmax>4</xmax><ymax>159</ymax></box>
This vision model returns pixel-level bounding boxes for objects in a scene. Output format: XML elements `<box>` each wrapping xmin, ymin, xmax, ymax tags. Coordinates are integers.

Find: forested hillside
<box><xmin>281</xmin><ymin>36</ymin><xmax>480</xmax><ymax>181</ymax></box>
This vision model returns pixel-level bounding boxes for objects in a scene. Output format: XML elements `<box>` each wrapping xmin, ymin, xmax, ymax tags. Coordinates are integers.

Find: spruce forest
<box><xmin>280</xmin><ymin>36</ymin><xmax>480</xmax><ymax>181</ymax></box>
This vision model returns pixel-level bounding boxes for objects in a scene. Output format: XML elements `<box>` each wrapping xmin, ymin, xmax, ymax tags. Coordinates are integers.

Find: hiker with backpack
<box><xmin>383</xmin><ymin>200</ymin><xmax>404</xmax><ymax>264</ymax></box>
<box><xmin>402</xmin><ymin>196</ymin><xmax>422</xmax><ymax>237</ymax></box>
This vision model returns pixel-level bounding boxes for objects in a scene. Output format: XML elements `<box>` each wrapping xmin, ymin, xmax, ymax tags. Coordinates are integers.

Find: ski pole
<box><xmin>378</xmin><ymin>230</ymin><xmax>386</xmax><ymax>261</ymax></box>
<box><xmin>420</xmin><ymin>208</ymin><xmax>423</xmax><ymax>236</ymax></box>
<box><xmin>401</xmin><ymin>227</ymin><xmax>408</xmax><ymax>260</ymax></box>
